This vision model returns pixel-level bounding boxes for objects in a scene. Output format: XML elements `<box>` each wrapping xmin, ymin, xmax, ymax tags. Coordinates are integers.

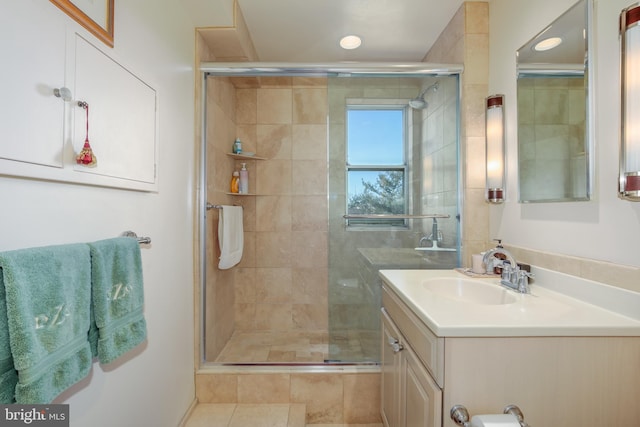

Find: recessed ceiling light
<box><xmin>534</xmin><ymin>37</ymin><xmax>563</xmax><ymax>51</ymax></box>
<box><xmin>340</xmin><ymin>35</ymin><xmax>362</xmax><ymax>50</ymax></box>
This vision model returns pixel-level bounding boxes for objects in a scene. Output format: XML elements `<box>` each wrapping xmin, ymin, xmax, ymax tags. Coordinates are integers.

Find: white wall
<box><xmin>488</xmin><ymin>0</ymin><xmax>640</xmax><ymax>268</ymax></box>
<box><xmin>1</xmin><ymin>1</ymin><xmax>196</xmax><ymax>426</ymax></box>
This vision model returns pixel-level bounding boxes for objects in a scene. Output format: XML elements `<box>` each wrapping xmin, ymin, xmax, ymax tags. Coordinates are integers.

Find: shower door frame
<box><xmin>196</xmin><ymin>63</ymin><xmax>464</xmax><ymax>367</ymax></box>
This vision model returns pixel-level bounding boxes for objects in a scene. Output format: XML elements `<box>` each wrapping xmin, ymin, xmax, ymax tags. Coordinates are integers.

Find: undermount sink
<box><xmin>421</xmin><ymin>277</ymin><xmax>518</xmax><ymax>305</ymax></box>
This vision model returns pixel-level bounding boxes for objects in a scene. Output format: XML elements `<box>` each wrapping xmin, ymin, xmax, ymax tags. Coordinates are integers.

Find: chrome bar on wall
<box><xmin>342</xmin><ymin>214</ymin><xmax>450</xmax><ymax>220</ymax></box>
<box><xmin>120</xmin><ymin>231</ymin><xmax>151</xmax><ymax>244</ymax></box>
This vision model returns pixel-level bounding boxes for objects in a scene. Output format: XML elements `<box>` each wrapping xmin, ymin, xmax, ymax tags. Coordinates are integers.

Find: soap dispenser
<box><xmin>239</xmin><ymin>163</ymin><xmax>249</xmax><ymax>194</ymax></box>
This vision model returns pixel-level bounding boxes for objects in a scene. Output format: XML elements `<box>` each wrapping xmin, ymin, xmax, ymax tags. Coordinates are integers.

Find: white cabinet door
<box><xmin>381</xmin><ymin>308</ymin><xmax>402</xmax><ymax>427</ymax></box>
<box><xmin>402</xmin><ymin>344</ymin><xmax>442</xmax><ymax>427</ymax></box>
<box><xmin>0</xmin><ymin>1</ymin><xmax>66</xmax><ymax>167</ymax></box>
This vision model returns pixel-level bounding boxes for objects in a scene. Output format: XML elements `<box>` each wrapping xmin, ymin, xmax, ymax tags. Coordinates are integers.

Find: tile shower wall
<box><xmin>425</xmin><ymin>1</ymin><xmax>490</xmax><ymax>265</ymax></box>
<box><xmin>206</xmin><ymin>76</ymin><xmax>238</xmax><ymax>360</ymax></box>
<box><xmin>205</xmin><ymin>76</ymin><xmax>329</xmax><ymax>360</ymax></box>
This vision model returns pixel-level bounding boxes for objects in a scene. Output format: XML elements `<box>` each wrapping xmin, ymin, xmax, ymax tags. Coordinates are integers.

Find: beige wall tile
<box><xmin>256</xmin><ymin>267</ymin><xmax>293</xmax><ymax>303</ymax></box>
<box><xmin>235</xmin><ymin>125</ymin><xmax>258</xmax><ymax>154</ymax></box>
<box><xmin>292</xmin><ymin>268</ymin><xmax>328</xmax><ymax>304</ymax></box>
<box><xmin>235</xmin><ymin>302</ymin><xmax>256</xmax><ymax>331</ymax></box>
<box><xmin>237</xmin><ymin>231</ymin><xmax>256</xmax><ymax>268</ymax></box>
<box><xmin>292</xmin><ymin>231</ymin><xmax>328</xmax><ymax>268</ymax></box>
<box><xmin>256</xmin><ymin>231</ymin><xmax>292</xmax><ymax>267</ymax></box>
<box><xmin>292</xmin><ymin>196</ymin><xmax>328</xmax><ymax>232</ymax></box>
<box><xmin>255</xmin><ymin>303</ymin><xmax>293</xmax><ymax>331</ymax></box>
<box><xmin>464</xmin><ymin>2</ymin><xmax>489</xmax><ymax>34</ymax></box>
<box><xmin>256</xmin><ymin>196</ymin><xmax>292</xmax><ymax>231</ymax></box>
<box><xmin>236</xmin><ymin>88</ymin><xmax>257</xmax><ymax>124</ymax></box>
<box><xmin>237</xmin><ymin>374</ymin><xmax>291</xmax><ymax>403</ymax></box>
<box><xmin>343</xmin><ymin>373</ymin><xmax>382</xmax><ymax>424</ymax></box>
<box><xmin>291</xmin><ymin>373</ymin><xmax>344</xmax><ymax>424</ymax></box>
<box><xmin>257</xmin><ymin>124</ymin><xmax>292</xmax><ymax>160</ymax></box>
<box><xmin>292</xmin><ymin>303</ymin><xmax>328</xmax><ymax>330</ymax></box>
<box><xmin>293</xmin><ymin>88</ymin><xmax>328</xmax><ymax>124</ymax></box>
<box><xmin>256</xmin><ymin>160</ymin><xmax>293</xmax><ymax>195</ymax></box>
<box><xmin>465</xmin><ymin>136</ymin><xmax>486</xmax><ymax>189</ymax></box>
<box><xmin>461</xmin><ymin>83</ymin><xmax>488</xmax><ymax>138</ymax></box>
<box><xmin>292</xmin><ymin>160</ymin><xmax>327</xmax><ymax>195</ymax></box>
<box><xmin>292</xmin><ymin>124</ymin><xmax>327</xmax><ymax>160</ymax></box>
<box><xmin>257</xmin><ymin>88</ymin><xmax>292</xmax><ymax>124</ymax></box>
<box><xmin>464</xmin><ymin>34</ymin><xmax>489</xmax><ymax>85</ymax></box>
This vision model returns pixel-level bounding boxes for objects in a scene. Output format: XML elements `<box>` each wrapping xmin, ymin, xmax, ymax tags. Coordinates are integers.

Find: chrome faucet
<box><xmin>483</xmin><ymin>245</ymin><xmax>534</xmax><ymax>294</ymax></box>
<box><xmin>418</xmin><ymin>218</ymin><xmax>443</xmax><ymax>248</ymax></box>
<box><xmin>427</xmin><ymin>218</ymin><xmax>443</xmax><ymax>242</ymax></box>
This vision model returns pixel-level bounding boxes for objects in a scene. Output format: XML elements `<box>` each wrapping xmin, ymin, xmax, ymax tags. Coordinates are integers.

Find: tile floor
<box><xmin>214</xmin><ymin>331</ymin><xmax>378</xmax><ymax>364</ymax></box>
<box><xmin>183</xmin><ymin>403</ymin><xmax>384</xmax><ymax>427</ymax></box>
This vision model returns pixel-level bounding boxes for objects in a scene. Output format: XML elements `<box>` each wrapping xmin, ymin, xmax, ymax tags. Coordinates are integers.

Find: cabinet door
<box><xmin>381</xmin><ymin>308</ymin><xmax>402</xmax><ymax>427</ymax></box>
<box><xmin>402</xmin><ymin>344</ymin><xmax>442</xmax><ymax>427</ymax></box>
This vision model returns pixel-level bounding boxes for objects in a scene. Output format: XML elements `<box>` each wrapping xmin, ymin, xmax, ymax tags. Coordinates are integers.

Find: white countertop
<box><xmin>379</xmin><ymin>268</ymin><xmax>640</xmax><ymax>337</ymax></box>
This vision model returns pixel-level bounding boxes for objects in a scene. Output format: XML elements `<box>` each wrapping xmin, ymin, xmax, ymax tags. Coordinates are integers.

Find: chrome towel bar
<box><xmin>343</xmin><ymin>213</ymin><xmax>450</xmax><ymax>220</ymax></box>
<box><xmin>120</xmin><ymin>231</ymin><xmax>151</xmax><ymax>244</ymax></box>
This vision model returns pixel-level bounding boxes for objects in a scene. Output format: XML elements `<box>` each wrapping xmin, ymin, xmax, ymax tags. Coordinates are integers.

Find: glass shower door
<box><xmin>326</xmin><ymin>74</ymin><xmax>461</xmax><ymax>363</ymax></box>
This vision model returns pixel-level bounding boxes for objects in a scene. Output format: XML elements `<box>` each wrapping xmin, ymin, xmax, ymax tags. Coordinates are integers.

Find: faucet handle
<box><xmin>516</xmin><ymin>270</ymin><xmax>534</xmax><ymax>293</ymax></box>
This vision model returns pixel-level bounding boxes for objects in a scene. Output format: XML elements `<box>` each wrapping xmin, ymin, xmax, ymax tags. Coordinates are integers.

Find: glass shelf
<box><xmin>227</xmin><ymin>153</ymin><xmax>266</xmax><ymax>160</ymax></box>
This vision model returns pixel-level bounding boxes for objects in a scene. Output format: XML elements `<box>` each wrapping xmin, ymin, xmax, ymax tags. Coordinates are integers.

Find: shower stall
<box><xmin>198</xmin><ymin>65</ymin><xmax>462</xmax><ymax>366</ymax></box>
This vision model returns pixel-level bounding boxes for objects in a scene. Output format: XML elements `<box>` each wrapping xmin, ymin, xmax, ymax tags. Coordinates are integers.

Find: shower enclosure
<box><xmin>199</xmin><ymin>65</ymin><xmax>461</xmax><ymax>366</ymax></box>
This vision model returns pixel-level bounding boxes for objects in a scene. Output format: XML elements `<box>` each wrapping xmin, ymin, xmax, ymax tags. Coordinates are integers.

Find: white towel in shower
<box><xmin>218</xmin><ymin>205</ymin><xmax>244</xmax><ymax>269</ymax></box>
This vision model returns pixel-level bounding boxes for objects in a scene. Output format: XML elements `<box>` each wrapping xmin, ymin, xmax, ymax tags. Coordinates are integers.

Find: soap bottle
<box><xmin>233</xmin><ymin>138</ymin><xmax>242</xmax><ymax>154</ymax></box>
<box><xmin>230</xmin><ymin>170</ymin><xmax>239</xmax><ymax>193</ymax></box>
<box><xmin>239</xmin><ymin>163</ymin><xmax>249</xmax><ymax>194</ymax></box>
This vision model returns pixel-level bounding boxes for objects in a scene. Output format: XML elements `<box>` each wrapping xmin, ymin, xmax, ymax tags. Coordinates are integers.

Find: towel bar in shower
<box><xmin>343</xmin><ymin>213</ymin><xmax>450</xmax><ymax>220</ymax></box>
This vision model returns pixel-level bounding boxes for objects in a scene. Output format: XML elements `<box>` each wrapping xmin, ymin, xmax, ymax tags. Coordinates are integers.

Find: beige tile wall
<box><xmin>425</xmin><ymin>2</ymin><xmax>490</xmax><ymax>266</ymax></box>
<box><xmin>196</xmin><ymin>370</ymin><xmax>381</xmax><ymax>424</ymax></box>
<box><xmin>208</xmin><ymin>77</ymin><xmax>329</xmax><ymax>348</ymax></box>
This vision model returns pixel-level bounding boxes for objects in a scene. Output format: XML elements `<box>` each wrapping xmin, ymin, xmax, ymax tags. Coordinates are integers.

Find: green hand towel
<box><xmin>0</xmin><ymin>243</ymin><xmax>93</xmax><ymax>404</ymax></box>
<box><xmin>0</xmin><ymin>273</ymin><xmax>17</xmax><ymax>403</ymax></box>
<box><xmin>89</xmin><ymin>237</ymin><xmax>147</xmax><ymax>364</ymax></box>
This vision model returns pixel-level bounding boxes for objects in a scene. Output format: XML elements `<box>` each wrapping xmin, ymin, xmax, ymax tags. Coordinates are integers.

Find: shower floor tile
<box><xmin>213</xmin><ymin>331</ymin><xmax>375</xmax><ymax>364</ymax></box>
<box><xmin>214</xmin><ymin>331</ymin><xmax>330</xmax><ymax>363</ymax></box>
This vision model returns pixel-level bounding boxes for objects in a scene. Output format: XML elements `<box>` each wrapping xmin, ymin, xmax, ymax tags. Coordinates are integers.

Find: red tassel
<box><xmin>76</xmin><ymin>102</ymin><xmax>97</xmax><ymax>167</ymax></box>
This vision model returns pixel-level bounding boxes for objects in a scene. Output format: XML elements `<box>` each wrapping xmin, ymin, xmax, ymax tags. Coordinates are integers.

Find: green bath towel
<box><xmin>89</xmin><ymin>237</ymin><xmax>147</xmax><ymax>364</ymax></box>
<box><xmin>0</xmin><ymin>243</ymin><xmax>93</xmax><ymax>404</ymax></box>
<box><xmin>0</xmin><ymin>273</ymin><xmax>17</xmax><ymax>403</ymax></box>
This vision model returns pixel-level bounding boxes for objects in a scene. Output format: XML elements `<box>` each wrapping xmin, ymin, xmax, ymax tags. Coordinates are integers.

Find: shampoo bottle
<box><xmin>230</xmin><ymin>171</ymin><xmax>239</xmax><ymax>193</ymax></box>
<box><xmin>239</xmin><ymin>163</ymin><xmax>249</xmax><ymax>194</ymax></box>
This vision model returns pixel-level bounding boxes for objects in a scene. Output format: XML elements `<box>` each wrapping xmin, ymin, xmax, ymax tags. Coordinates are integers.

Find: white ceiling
<box><xmin>184</xmin><ymin>0</ymin><xmax>465</xmax><ymax>62</ymax></box>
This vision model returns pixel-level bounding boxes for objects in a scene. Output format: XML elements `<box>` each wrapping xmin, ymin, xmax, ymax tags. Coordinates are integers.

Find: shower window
<box><xmin>346</xmin><ymin>104</ymin><xmax>408</xmax><ymax>227</ymax></box>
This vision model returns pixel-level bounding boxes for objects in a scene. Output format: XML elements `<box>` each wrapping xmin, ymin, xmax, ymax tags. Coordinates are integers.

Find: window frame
<box><xmin>345</xmin><ymin>99</ymin><xmax>411</xmax><ymax>229</ymax></box>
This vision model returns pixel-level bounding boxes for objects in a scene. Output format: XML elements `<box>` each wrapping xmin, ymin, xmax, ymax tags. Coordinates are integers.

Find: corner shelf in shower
<box><xmin>225</xmin><ymin>192</ymin><xmax>257</xmax><ymax>196</ymax></box>
<box><xmin>227</xmin><ymin>153</ymin><xmax>267</xmax><ymax>160</ymax></box>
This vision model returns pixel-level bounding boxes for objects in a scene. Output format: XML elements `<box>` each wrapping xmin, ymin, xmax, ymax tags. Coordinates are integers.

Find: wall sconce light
<box><xmin>485</xmin><ymin>94</ymin><xmax>505</xmax><ymax>203</ymax></box>
<box><xmin>620</xmin><ymin>4</ymin><xmax>640</xmax><ymax>201</ymax></box>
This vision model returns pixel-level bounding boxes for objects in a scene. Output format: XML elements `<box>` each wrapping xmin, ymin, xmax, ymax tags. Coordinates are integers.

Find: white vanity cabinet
<box><xmin>380</xmin><ymin>270</ymin><xmax>640</xmax><ymax>427</ymax></box>
<box><xmin>381</xmin><ymin>287</ymin><xmax>442</xmax><ymax>427</ymax></box>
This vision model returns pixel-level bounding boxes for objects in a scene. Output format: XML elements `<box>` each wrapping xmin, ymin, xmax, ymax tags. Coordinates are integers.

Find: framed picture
<box><xmin>50</xmin><ymin>0</ymin><xmax>114</xmax><ymax>47</ymax></box>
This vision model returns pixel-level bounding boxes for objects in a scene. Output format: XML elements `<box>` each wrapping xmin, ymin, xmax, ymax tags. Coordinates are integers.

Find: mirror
<box><xmin>516</xmin><ymin>0</ymin><xmax>592</xmax><ymax>203</ymax></box>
